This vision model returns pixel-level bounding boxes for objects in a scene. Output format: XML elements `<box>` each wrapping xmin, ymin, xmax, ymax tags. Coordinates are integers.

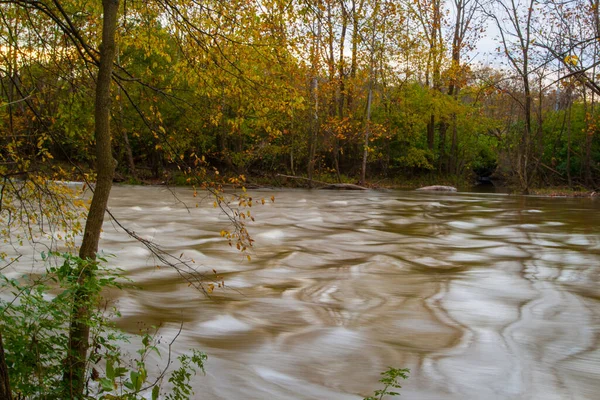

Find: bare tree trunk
<box><xmin>432</xmin><ymin>0</ymin><xmax>443</xmax><ymax>157</ymax></box>
<box><xmin>360</xmin><ymin>0</ymin><xmax>381</xmax><ymax>186</ymax></box>
<box><xmin>307</xmin><ymin>74</ymin><xmax>319</xmax><ymax>187</ymax></box>
<box><xmin>360</xmin><ymin>85</ymin><xmax>372</xmax><ymax>186</ymax></box>
<box><xmin>348</xmin><ymin>0</ymin><xmax>363</xmax><ymax>110</ymax></box>
<box><xmin>447</xmin><ymin>0</ymin><xmax>466</xmax><ymax>174</ymax></box>
<box><xmin>307</xmin><ymin>2</ymin><xmax>322</xmax><ymax>188</ymax></box>
<box><xmin>63</xmin><ymin>1</ymin><xmax>119</xmax><ymax>397</ymax></box>
<box><xmin>585</xmin><ymin>59</ymin><xmax>596</xmax><ymax>186</ymax></box>
<box><xmin>522</xmin><ymin>77</ymin><xmax>533</xmax><ymax>193</ymax></box>
<box><xmin>567</xmin><ymin>97</ymin><xmax>572</xmax><ymax>187</ymax></box>
<box><xmin>325</xmin><ymin>1</ymin><xmax>341</xmax><ymax>182</ymax></box>
<box><xmin>333</xmin><ymin>1</ymin><xmax>348</xmax><ymax>183</ymax></box>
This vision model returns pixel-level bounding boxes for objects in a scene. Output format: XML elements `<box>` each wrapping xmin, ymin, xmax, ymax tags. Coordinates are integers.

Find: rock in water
<box><xmin>415</xmin><ymin>185</ymin><xmax>457</xmax><ymax>192</ymax></box>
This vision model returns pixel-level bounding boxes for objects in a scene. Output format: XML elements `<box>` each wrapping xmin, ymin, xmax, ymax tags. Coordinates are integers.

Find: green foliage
<box><xmin>0</xmin><ymin>253</ymin><xmax>206</xmax><ymax>400</ymax></box>
<box><xmin>364</xmin><ymin>367</ymin><xmax>410</xmax><ymax>400</ymax></box>
<box><xmin>0</xmin><ymin>252</ymin><xmax>114</xmax><ymax>397</ymax></box>
<box><xmin>395</xmin><ymin>147</ymin><xmax>434</xmax><ymax>170</ymax></box>
<box><xmin>165</xmin><ymin>350</ymin><xmax>207</xmax><ymax>400</ymax></box>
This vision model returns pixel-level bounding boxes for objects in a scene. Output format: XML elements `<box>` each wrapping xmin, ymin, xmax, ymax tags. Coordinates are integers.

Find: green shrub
<box><xmin>0</xmin><ymin>252</ymin><xmax>206</xmax><ymax>399</ymax></box>
<box><xmin>364</xmin><ymin>367</ymin><xmax>410</xmax><ymax>400</ymax></box>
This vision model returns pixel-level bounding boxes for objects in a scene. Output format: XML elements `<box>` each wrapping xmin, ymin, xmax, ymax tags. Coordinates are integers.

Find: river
<box><xmin>96</xmin><ymin>186</ymin><xmax>600</xmax><ymax>399</ymax></box>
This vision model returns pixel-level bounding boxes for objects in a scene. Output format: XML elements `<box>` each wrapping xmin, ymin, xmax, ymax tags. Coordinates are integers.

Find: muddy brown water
<box><xmin>41</xmin><ymin>186</ymin><xmax>600</xmax><ymax>399</ymax></box>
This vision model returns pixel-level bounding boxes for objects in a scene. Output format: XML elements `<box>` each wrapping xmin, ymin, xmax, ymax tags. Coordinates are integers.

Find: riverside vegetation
<box><xmin>1</xmin><ymin>253</ymin><xmax>207</xmax><ymax>399</ymax></box>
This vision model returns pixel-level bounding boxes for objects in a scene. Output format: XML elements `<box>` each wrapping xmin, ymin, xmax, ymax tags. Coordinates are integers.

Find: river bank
<box><xmin>154</xmin><ymin>171</ymin><xmax>600</xmax><ymax>198</ymax></box>
<box><xmin>37</xmin><ymin>161</ymin><xmax>598</xmax><ymax>198</ymax></box>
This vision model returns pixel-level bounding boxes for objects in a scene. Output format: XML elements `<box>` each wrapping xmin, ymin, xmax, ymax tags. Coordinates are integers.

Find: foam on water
<box><xmin>257</xmin><ymin>229</ymin><xmax>286</xmax><ymax>240</ymax></box>
<box><xmin>198</xmin><ymin>315</ymin><xmax>252</xmax><ymax>334</ymax></box>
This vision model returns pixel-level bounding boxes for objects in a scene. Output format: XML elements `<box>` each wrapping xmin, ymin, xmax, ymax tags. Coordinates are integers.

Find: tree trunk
<box><xmin>307</xmin><ymin>4</ymin><xmax>321</xmax><ymax>188</ymax></box>
<box><xmin>449</xmin><ymin>114</ymin><xmax>458</xmax><ymax>174</ymax></box>
<box><xmin>567</xmin><ymin>99</ymin><xmax>572</xmax><ymax>187</ymax></box>
<box><xmin>333</xmin><ymin>139</ymin><xmax>341</xmax><ymax>183</ymax></box>
<box><xmin>585</xmin><ymin>74</ymin><xmax>595</xmax><ymax>186</ymax></box>
<box><xmin>521</xmin><ymin>78</ymin><xmax>532</xmax><ymax>194</ymax></box>
<box><xmin>585</xmin><ymin>111</ymin><xmax>593</xmax><ymax>186</ymax></box>
<box><xmin>427</xmin><ymin>114</ymin><xmax>435</xmax><ymax>150</ymax></box>
<box><xmin>361</xmin><ymin>86</ymin><xmax>372</xmax><ymax>186</ymax></box>
<box><xmin>117</xmin><ymin>51</ymin><xmax>136</xmax><ymax>179</ymax></box>
<box><xmin>122</xmin><ymin>130</ymin><xmax>137</xmax><ymax>179</ymax></box>
<box><xmin>447</xmin><ymin>5</ymin><xmax>461</xmax><ymax>175</ymax></box>
<box><xmin>335</xmin><ymin>3</ymin><xmax>347</xmax><ymax>183</ymax></box>
<box><xmin>63</xmin><ymin>0</ymin><xmax>119</xmax><ymax>397</ymax></box>
<box><xmin>348</xmin><ymin>0</ymin><xmax>362</xmax><ymax>110</ymax></box>
<box><xmin>0</xmin><ymin>332</ymin><xmax>12</xmax><ymax>400</ymax></box>
<box><xmin>438</xmin><ymin>120</ymin><xmax>447</xmax><ymax>171</ymax></box>
<box><xmin>307</xmin><ymin>74</ymin><xmax>319</xmax><ymax>187</ymax></box>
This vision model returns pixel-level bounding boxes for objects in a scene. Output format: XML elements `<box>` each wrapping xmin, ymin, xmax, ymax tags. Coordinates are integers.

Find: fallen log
<box><xmin>320</xmin><ymin>183</ymin><xmax>368</xmax><ymax>190</ymax></box>
<box><xmin>415</xmin><ymin>185</ymin><xmax>457</xmax><ymax>192</ymax></box>
<box><xmin>275</xmin><ymin>174</ymin><xmax>368</xmax><ymax>190</ymax></box>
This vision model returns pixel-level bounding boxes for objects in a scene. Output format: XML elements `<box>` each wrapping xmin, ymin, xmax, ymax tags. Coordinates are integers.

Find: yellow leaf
<box><xmin>564</xmin><ymin>55</ymin><xmax>579</xmax><ymax>66</ymax></box>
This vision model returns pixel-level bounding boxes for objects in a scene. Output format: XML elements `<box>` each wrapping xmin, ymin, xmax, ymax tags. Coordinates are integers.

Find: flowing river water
<box><xmin>35</xmin><ymin>186</ymin><xmax>600</xmax><ymax>399</ymax></box>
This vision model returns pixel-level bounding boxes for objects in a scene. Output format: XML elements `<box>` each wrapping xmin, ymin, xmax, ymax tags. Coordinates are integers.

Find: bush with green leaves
<box><xmin>0</xmin><ymin>252</ymin><xmax>206</xmax><ymax>399</ymax></box>
<box><xmin>364</xmin><ymin>367</ymin><xmax>410</xmax><ymax>400</ymax></box>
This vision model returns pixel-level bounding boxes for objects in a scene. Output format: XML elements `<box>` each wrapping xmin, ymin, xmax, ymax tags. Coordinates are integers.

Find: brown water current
<box><xmin>99</xmin><ymin>186</ymin><xmax>600</xmax><ymax>399</ymax></box>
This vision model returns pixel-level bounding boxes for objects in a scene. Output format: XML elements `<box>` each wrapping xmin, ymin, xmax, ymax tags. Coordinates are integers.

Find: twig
<box><xmin>138</xmin><ymin>321</ymin><xmax>184</xmax><ymax>393</ymax></box>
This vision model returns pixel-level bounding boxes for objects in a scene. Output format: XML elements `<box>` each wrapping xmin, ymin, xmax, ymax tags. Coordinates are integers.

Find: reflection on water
<box><xmin>99</xmin><ymin>186</ymin><xmax>600</xmax><ymax>399</ymax></box>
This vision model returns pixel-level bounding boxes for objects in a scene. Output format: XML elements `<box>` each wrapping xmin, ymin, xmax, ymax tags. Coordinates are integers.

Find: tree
<box><xmin>537</xmin><ymin>0</ymin><xmax>600</xmax><ymax>186</ymax></box>
<box><xmin>63</xmin><ymin>0</ymin><xmax>119</xmax><ymax>396</ymax></box>
<box><xmin>446</xmin><ymin>0</ymin><xmax>481</xmax><ymax>173</ymax></box>
<box><xmin>411</xmin><ymin>0</ymin><xmax>445</xmax><ymax>152</ymax></box>
<box><xmin>486</xmin><ymin>0</ymin><xmax>541</xmax><ymax>193</ymax></box>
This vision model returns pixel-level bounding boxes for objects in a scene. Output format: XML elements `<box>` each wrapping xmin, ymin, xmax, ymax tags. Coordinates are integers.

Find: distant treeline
<box><xmin>1</xmin><ymin>0</ymin><xmax>598</xmax><ymax>192</ymax></box>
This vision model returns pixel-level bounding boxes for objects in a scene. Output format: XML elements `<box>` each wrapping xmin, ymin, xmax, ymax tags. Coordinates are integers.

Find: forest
<box><xmin>1</xmin><ymin>0</ymin><xmax>598</xmax><ymax>194</ymax></box>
